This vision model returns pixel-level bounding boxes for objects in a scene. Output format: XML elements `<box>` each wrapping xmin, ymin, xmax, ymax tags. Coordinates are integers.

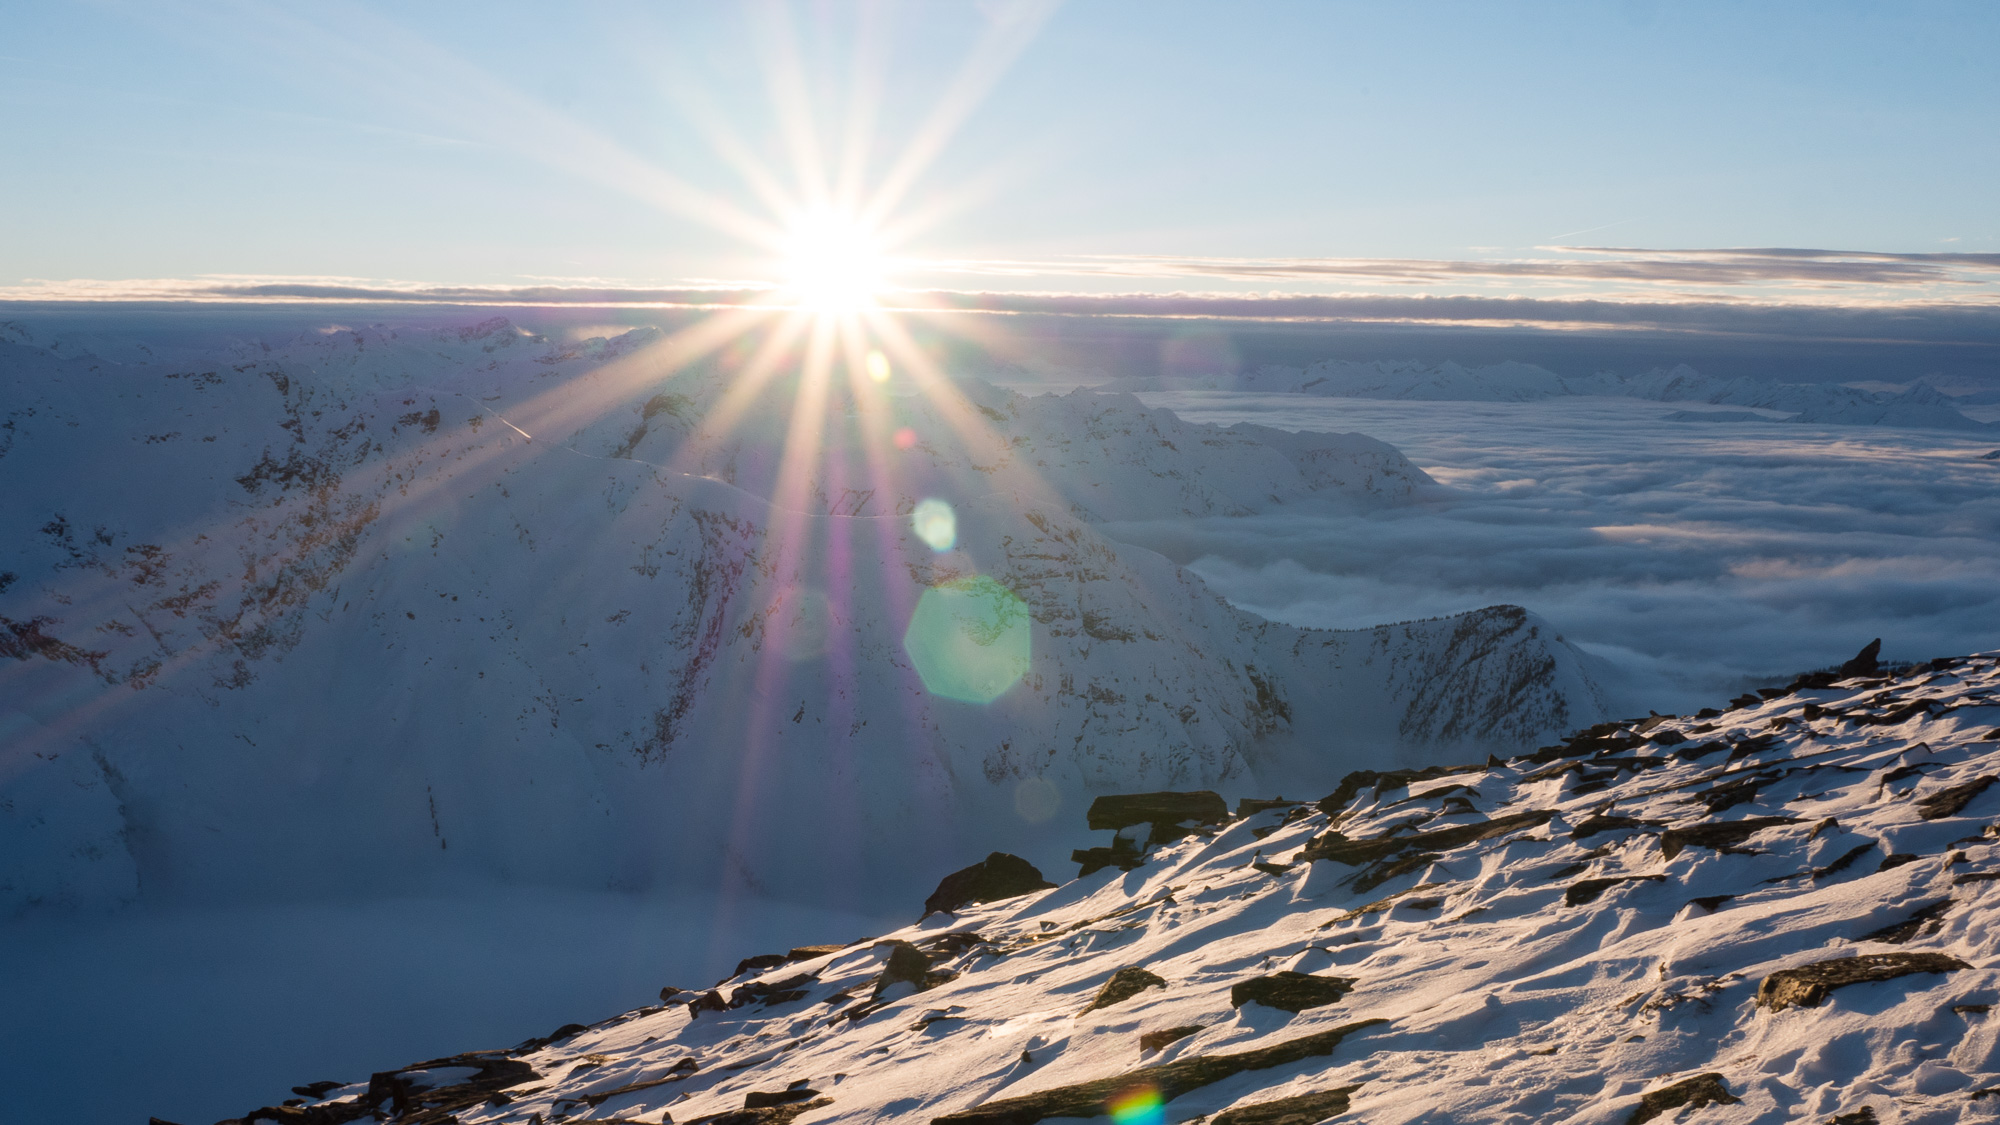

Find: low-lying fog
<box><xmin>1108</xmin><ymin>393</ymin><xmax>2000</xmax><ymax>717</ymax></box>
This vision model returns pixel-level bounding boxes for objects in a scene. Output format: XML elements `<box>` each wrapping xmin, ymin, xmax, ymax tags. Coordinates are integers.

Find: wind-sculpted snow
<box><xmin>0</xmin><ymin>320</ymin><xmax>1591</xmax><ymax>914</ymax></box>
<box><xmin>217</xmin><ymin>651</ymin><xmax>2000</xmax><ymax>1125</ymax></box>
<box><xmin>1101</xmin><ymin>360</ymin><xmax>1998</xmax><ymax>431</ymax></box>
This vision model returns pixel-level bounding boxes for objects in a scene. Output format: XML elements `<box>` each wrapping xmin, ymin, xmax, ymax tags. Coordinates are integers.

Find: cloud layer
<box><xmin>1099</xmin><ymin>394</ymin><xmax>2000</xmax><ymax>718</ymax></box>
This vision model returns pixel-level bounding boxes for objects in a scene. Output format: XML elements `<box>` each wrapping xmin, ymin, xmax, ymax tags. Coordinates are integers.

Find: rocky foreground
<box><xmin>202</xmin><ymin>646</ymin><xmax>2000</xmax><ymax>1125</ymax></box>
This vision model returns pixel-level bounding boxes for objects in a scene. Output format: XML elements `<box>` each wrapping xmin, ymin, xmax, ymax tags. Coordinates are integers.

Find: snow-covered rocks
<box><xmin>222</xmin><ymin>649</ymin><xmax>2000</xmax><ymax>1124</ymax></box>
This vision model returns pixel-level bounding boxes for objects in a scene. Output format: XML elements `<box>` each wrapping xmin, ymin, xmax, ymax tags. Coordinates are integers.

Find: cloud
<box><xmin>1098</xmin><ymin>395</ymin><xmax>2000</xmax><ymax>717</ymax></box>
<box><xmin>917</xmin><ymin>246</ymin><xmax>2000</xmax><ymax>288</ymax></box>
<box><xmin>8</xmin><ymin>275</ymin><xmax>2000</xmax><ymax>351</ymax></box>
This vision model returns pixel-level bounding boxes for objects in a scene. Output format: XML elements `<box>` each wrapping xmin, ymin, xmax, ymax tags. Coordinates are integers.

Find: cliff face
<box><xmin>0</xmin><ymin>320</ymin><xmax>1603</xmax><ymax>914</ymax></box>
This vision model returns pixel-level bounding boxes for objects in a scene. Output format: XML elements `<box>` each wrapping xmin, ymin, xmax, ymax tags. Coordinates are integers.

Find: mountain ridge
<box><xmin>196</xmin><ymin>645</ymin><xmax>2000</xmax><ymax>1125</ymax></box>
<box><xmin>0</xmin><ymin>321</ymin><xmax>1602</xmax><ymax>916</ymax></box>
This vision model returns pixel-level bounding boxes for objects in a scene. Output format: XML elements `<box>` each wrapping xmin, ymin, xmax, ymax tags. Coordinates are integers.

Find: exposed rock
<box><xmin>1627</xmin><ymin>1073</ymin><xmax>1740</xmax><ymax>1124</ymax></box>
<box><xmin>1073</xmin><ymin>837</ymin><xmax>1146</xmax><ymax>877</ymax></box>
<box><xmin>1083</xmin><ymin>966</ymin><xmax>1167</xmax><ymax>1013</ymax></box>
<box><xmin>1565</xmin><ymin>875</ymin><xmax>1666</xmax><ymax>907</ymax></box>
<box><xmin>1756</xmin><ymin>952</ymin><xmax>1970</xmax><ymax>1011</ymax></box>
<box><xmin>743</xmin><ymin>1087</ymin><xmax>821</xmax><ymax>1109</ymax></box>
<box><xmin>1211</xmin><ymin>1085</ymin><xmax>1362</xmax><ymax>1125</ymax></box>
<box><xmin>686</xmin><ymin>1097</ymin><xmax>833</xmax><ymax>1125</ymax></box>
<box><xmin>1838</xmin><ymin>639</ymin><xmax>1883</xmax><ymax>678</ymax></box>
<box><xmin>1917</xmin><ymin>775</ymin><xmax>1998</xmax><ymax>819</ymax></box>
<box><xmin>932</xmin><ymin>1019</ymin><xmax>1386</xmax><ymax>1125</ymax></box>
<box><xmin>871</xmin><ymin>940</ymin><xmax>956</xmax><ymax>1002</ymax></box>
<box><xmin>1824</xmin><ymin>1107</ymin><xmax>1878</xmax><ymax>1124</ymax></box>
<box><xmin>1297</xmin><ymin>809</ymin><xmax>1552</xmax><ymax>868</ymax></box>
<box><xmin>1313</xmin><ymin>767</ymin><xmax>1492</xmax><ymax>824</ymax></box>
<box><xmin>731</xmin><ymin>954</ymin><xmax>789</xmax><ymax>979</ymax></box>
<box><xmin>290</xmin><ymin>1083</ymin><xmax>344</xmax><ymax>1100</ymax></box>
<box><xmin>786</xmin><ymin>943</ymin><xmax>847</xmax><ymax>962</ymax></box>
<box><xmin>1658</xmin><ymin>817</ymin><xmax>1800</xmax><ymax>859</ymax></box>
<box><xmin>926</xmin><ymin>852</ymin><xmax>1057</xmax><ymax>915</ymax></box>
<box><xmin>1087</xmin><ymin>791</ymin><xmax>1229</xmax><ymax>845</ymax></box>
<box><xmin>1571</xmin><ymin>814</ymin><xmax>1661</xmax><ymax>839</ymax></box>
<box><xmin>1139</xmin><ymin>1025</ymin><xmax>1204</xmax><ymax>1053</ymax></box>
<box><xmin>1229</xmin><ymin>972</ymin><xmax>1357</xmax><ymax>1013</ymax></box>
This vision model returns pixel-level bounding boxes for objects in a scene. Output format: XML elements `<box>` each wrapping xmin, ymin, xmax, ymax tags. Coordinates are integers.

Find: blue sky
<box><xmin>4</xmin><ymin>1</ymin><xmax>1998</xmax><ymax>305</ymax></box>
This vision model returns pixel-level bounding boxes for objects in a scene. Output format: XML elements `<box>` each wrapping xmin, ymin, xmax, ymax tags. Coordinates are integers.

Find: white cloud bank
<box><xmin>1104</xmin><ymin>394</ymin><xmax>2000</xmax><ymax>717</ymax></box>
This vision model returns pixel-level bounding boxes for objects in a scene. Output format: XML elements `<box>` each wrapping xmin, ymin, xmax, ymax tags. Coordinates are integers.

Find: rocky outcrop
<box><xmin>925</xmin><ymin>854</ymin><xmax>1056</xmax><ymax>916</ymax></box>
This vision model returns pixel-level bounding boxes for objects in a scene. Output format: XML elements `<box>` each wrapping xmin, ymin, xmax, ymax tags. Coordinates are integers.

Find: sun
<box><xmin>781</xmin><ymin>211</ymin><xmax>885</xmax><ymax>314</ymax></box>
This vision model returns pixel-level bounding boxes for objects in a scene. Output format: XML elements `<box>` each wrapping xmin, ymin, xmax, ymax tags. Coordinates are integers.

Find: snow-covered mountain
<box><xmin>204</xmin><ymin>647</ymin><xmax>2000</xmax><ymax>1125</ymax></box>
<box><xmin>0</xmin><ymin>319</ymin><xmax>1602</xmax><ymax>916</ymax></box>
<box><xmin>1101</xmin><ymin>361</ymin><xmax>1999</xmax><ymax>431</ymax></box>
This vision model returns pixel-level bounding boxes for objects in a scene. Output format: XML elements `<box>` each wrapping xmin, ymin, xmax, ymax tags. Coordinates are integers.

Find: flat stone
<box><xmin>1757</xmin><ymin>952</ymin><xmax>1970</xmax><ymax>1011</ymax></box>
<box><xmin>1229</xmin><ymin>971</ymin><xmax>1356</xmax><ymax>1013</ymax></box>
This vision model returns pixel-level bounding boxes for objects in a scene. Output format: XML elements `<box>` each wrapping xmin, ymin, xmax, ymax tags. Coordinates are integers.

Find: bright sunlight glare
<box><xmin>781</xmin><ymin>212</ymin><xmax>885</xmax><ymax>313</ymax></box>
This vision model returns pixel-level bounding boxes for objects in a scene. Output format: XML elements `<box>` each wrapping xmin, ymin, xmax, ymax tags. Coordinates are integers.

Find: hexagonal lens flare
<box><xmin>911</xmin><ymin>497</ymin><xmax>957</xmax><ymax>551</ymax></box>
<box><xmin>902</xmin><ymin>574</ymin><xmax>1031</xmax><ymax>704</ymax></box>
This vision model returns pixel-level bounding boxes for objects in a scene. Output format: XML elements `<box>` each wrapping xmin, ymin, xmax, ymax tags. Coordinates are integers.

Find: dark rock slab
<box><xmin>1627</xmin><ymin>1073</ymin><xmax>1740</xmax><ymax>1124</ymax></box>
<box><xmin>1211</xmin><ymin>1085</ymin><xmax>1362</xmax><ymax>1125</ymax></box>
<box><xmin>1083</xmin><ymin>966</ymin><xmax>1167</xmax><ymax>1013</ymax></box>
<box><xmin>1823</xmin><ymin>1109</ymin><xmax>1877</xmax><ymax>1125</ymax></box>
<box><xmin>1297</xmin><ymin>809</ymin><xmax>1552</xmax><ymax>868</ymax></box>
<box><xmin>786</xmin><ymin>943</ymin><xmax>847</xmax><ymax>962</ymax></box>
<box><xmin>872</xmin><ymin>940</ymin><xmax>957</xmax><ymax>1001</ymax></box>
<box><xmin>686</xmin><ymin>1097</ymin><xmax>833</xmax><ymax>1125</ymax></box>
<box><xmin>1229</xmin><ymin>971</ymin><xmax>1357</xmax><ymax>1013</ymax></box>
<box><xmin>1313</xmin><ymin>766</ymin><xmax>1484</xmax><ymax>821</ymax></box>
<box><xmin>1139</xmin><ymin>1025</ymin><xmax>1204</xmax><ymax>1053</ymax></box>
<box><xmin>1659</xmin><ymin>817</ymin><xmax>1800</xmax><ymax>859</ymax></box>
<box><xmin>1838</xmin><ymin>639</ymin><xmax>1882</xmax><ymax>678</ymax></box>
<box><xmin>1073</xmin><ymin>837</ymin><xmax>1146</xmax><ymax>877</ymax></box>
<box><xmin>731</xmin><ymin>954</ymin><xmax>789</xmax><ymax>979</ymax></box>
<box><xmin>931</xmin><ymin>1018</ymin><xmax>1387</xmax><ymax>1125</ymax></box>
<box><xmin>1757</xmin><ymin>952</ymin><xmax>1969</xmax><ymax>1011</ymax></box>
<box><xmin>744</xmin><ymin>1087</ymin><xmax>822</xmax><ymax>1109</ymax></box>
<box><xmin>1917</xmin><ymin>775</ymin><xmax>1998</xmax><ymax>820</ymax></box>
<box><xmin>1572</xmin><ymin>814</ymin><xmax>1662</xmax><ymax>840</ymax></box>
<box><xmin>1087</xmin><ymin>791</ymin><xmax>1228</xmax><ymax>833</ymax></box>
<box><xmin>926</xmin><ymin>853</ymin><xmax>1056</xmax><ymax>915</ymax></box>
<box><xmin>1566</xmin><ymin>875</ymin><xmax>1666</xmax><ymax>907</ymax></box>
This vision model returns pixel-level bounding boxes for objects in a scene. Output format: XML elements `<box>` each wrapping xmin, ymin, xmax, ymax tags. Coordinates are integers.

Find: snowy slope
<box><xmin>0</xmin><ymin>320</ymin><xmax>1596</xmax><ymax>915</ymax></box>
<box><xmin>214</xmin><ymin>649</ymin><xmax>2000</xmax><ymax>1125</ymax></box>
<box><xmin>1101</xmin><ymin>361</ymin><xmax>1998</xmax><ymax>431</ymax></box>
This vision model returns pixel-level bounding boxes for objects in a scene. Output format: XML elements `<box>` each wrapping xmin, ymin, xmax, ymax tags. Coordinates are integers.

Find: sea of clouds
<box><xmin>1106</xmin><ymin>393</ymin><xmax>2000</xmax><ymax>719</ymax></box>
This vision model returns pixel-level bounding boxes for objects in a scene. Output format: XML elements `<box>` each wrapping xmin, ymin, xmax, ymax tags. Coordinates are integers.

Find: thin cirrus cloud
<box><xmin>911</xmin><ymin>246</ymin><xmax>2000</xmax><ymax>289</ymax></box>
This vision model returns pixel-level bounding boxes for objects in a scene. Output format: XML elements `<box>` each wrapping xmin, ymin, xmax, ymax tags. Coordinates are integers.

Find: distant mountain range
<box><xmin>197</xmin><ymin>646</ymin><xmax>2000</xmax><ymax>1125</ymax></box>
<box><xmin>0</xmin><ymin>319</ymin><xmax>1605</xmax><ymax>916</ymax></box>
<box><xmin>1101</xmin><ymin>360</ymin><xmax>1999</xmax><ymax>430</ymax></box>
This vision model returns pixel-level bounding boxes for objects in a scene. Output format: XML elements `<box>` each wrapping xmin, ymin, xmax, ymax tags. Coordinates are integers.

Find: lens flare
<box><xmin>894</xmin><ymin>427</ymin><xmax>918</xmax><ymax>450</ymax></box>
<box><xmin>902</xmin><ymin>574</ymin><xmax>1031</xmax><ymax>704</ymax></box>
<box><xmin>912</xmin><ymin>497</ymin><xmax>956</xmax><ymax>551</ymax></box>
<box><xmin>865</xmin><ymin>349</ymin><xmax>891</xmax><ymax>382</ymax></box>
<box><xmin>1108</xmin><ymin>1085</ymin><xmax>1165</xmax><ymax>1125</ymax></box>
